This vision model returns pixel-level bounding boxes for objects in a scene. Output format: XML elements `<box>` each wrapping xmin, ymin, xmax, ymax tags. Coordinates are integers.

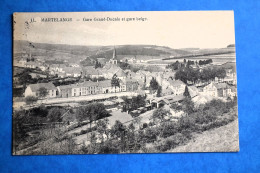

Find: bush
<box><xmin>155</xmin><ymin>133</ymin><xmax>188</xmax><ymax>152</ymax></box>
<box><xmin>142</xmin><ymin>128</ymin><xmax>159</xmax><ymax>143</ymax></box>
<box><xmin>160</xmin><ymin>122</ymin><xmax>178</xmax><ymax>138</ymax></box>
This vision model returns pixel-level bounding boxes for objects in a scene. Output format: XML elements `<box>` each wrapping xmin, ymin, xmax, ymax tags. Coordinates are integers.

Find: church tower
<box><xmin>109</xmin><ymin>47</ymin><xmax>118</xmax><ymax>65</ymax></box>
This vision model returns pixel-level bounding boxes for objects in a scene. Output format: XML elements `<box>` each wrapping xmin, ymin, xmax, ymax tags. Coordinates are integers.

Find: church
<box><xmin>101</xmin><ymin>47</ymin><xmax>126</xmax><ymax>79</ymax></box>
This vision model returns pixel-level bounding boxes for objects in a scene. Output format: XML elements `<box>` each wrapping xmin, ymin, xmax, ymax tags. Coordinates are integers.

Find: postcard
<box><xmin>13</xmin><ymin>11</ymin><xmax>239</xmax><ymax>155</ymax></box>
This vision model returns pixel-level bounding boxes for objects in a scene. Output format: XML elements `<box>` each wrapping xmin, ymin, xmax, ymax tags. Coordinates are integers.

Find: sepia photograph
<box><xmin>12</xmin><ymin>11</ymin><xmax>239</xmax><ymax>155</ymax></box>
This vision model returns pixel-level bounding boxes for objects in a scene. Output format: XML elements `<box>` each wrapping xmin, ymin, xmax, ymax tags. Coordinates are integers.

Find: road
<box><xmin>13</xmin><ymin>91</ymin><xmax>139</xmax><ymax>110</ymax></box>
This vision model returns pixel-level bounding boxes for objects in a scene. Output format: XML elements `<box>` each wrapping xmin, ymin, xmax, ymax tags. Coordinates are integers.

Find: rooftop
<box><xmin>28</xmin><ymin>82</ymin><xmax>56</xmax><ymax>92</ymax></box>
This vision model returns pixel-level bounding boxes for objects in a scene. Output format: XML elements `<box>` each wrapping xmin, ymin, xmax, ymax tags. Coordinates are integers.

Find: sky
<box><xmin>13</xmin><ymin>11</ymin><xmax>236</xmax><ymax>49</ymax></box>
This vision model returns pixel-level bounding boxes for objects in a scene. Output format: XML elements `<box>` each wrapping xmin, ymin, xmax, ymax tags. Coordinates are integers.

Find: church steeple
<box><xmin>110</xmin><ymin>46</ymin><xmax>118</xmax><ymax>64</ymax></box>
<box><xmin>112</xmin><ymin>47</ymin><xmax>117</xmax><ymax>59</ymax></box>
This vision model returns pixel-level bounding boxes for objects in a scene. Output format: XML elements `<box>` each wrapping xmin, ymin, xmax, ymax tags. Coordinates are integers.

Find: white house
<box><xmin>24</xmin><ymin>83</ymin><xmax>57</xmax><ymax>98</ymax></box>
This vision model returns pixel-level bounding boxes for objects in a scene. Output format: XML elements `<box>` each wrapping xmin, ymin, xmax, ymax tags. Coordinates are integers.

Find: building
<box><xmin>18</xmin><ymin>58</ymin><xmax>27</xmax><ymax>67</ymax></box>
<box><xmin>68</xmin><ymin>63</ymin><xmax>80</xmax><ymax>67</ymax></box>
<box><xmin>125</xmin><ymin>79</ymin><xmax>139</xmax><ymax>92</ymax></box>
<box><xmin>57</xmin><ymin>80</ymin><xmax>127</xmax><ymax>98</ymax></box>
<box><xmin>24</xmin><ymin>62</ymin><xmax>37</xmax><ymax>69</ymax></box>
<box><xmin>168</xmin><ymin>79</ymin><xmax>186</xmax><ymax>95</ymax></box>
<box><xmin>24</xmin><ymin>83</ymin><xmax>57</xmax><ymax>98</ymax></box>
<box><xmin>203</xmin><ymin>82</ymin><xmax>235</xmax><ymax>98</ymax></box>
<box><xmin>108</xmin><ymin>48</ymin><xmax>118</xmax><ymax>65</ymax></box>
<box><xmin>49</xmin><ymin>64</ymin><xmax>67</xmax><ymax>73</ymax></box>
<box><xmin>115</xmin><ymin>69</ymin><xmax>127</xmax><ymax>80</ymax></box>
<box><xmin>63</xmin><ymin>67</ymin><xmax>82</xmax><ymax>77</ymax></box>
<box><xmin>82</xmin><ymin>66</ymin><xmax>103</xmax><ymax>78</ymax></box>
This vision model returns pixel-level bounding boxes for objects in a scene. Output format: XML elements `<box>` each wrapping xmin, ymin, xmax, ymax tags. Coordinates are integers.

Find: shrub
<box><xmin>160</xmin><ymin>122</ymin><xmax>178</xmax><ymax>138</ymax></box>
<box><xmin>155</xmin><ymin>133</ymin><xmax>189</xmax><ymax>152</ymax></box>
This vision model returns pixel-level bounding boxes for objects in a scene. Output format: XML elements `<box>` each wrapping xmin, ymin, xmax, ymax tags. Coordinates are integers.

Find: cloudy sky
<box><xmin>14</xmin><ymin>11</ymin><xmax>235</xmax><ymax>49</ymax></box>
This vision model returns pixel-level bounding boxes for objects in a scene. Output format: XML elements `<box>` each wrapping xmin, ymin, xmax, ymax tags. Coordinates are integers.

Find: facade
<box><xmin>57</xmin><ymin>80</ymin><xmax>127</xmax><ymax>98</ymax></box>
<box><xmin>125</xmin><ymin>79</ymin><xmax>139</xmax><ymax>92</ymax></box>
<box><xmin>24</xmin><ymin>83</ymin><xmax>57</xmax><ymax>98</ymax></box>
<box><xmin>203</xmin><ymin>82</ymin><xmax>234</xmax><ymax>98</ymax></box>
<box><xmin>168</xmin><ymin>79</ymin><xmax>186</xmax><ymax>95</ymax></box>
<box><xmin>18</xmin><ymin>58</ymin><xmax>27</xmax><ymax>67</ymax></box>
<box><xmin>24</xmin><ymin>62</ymin><xmax>37</xmax><ymax>69</ymax></box>
<box><xmin>82</xmin><ymin>66</ymin><xmax>103</xmax><ymax>78</ymax></box>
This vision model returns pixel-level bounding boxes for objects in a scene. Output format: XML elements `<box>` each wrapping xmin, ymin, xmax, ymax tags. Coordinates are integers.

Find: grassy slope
<box><xmin>169</xmin><ymin>119</ymin><xmax>239</xmax><ymax>153</ymax></box>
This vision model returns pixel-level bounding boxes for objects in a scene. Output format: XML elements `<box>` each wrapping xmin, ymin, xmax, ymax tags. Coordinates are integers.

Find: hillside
<box><xmin>169</xmin><ymin>119</ymin><xmax>239</xmax><ymax>153</ymax></box>
<box><xmin>13</xmin><ymin>40</ymin><xmax>235</xmax><ymax>65</ymax></box>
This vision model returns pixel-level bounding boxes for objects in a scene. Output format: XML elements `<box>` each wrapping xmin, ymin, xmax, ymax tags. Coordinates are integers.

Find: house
<box><xmin>24</xmin><ymin>83</ymin><xmax>57</xmax><ymax>98</ymax></box>
<box><xmin>203</xmin><ymin>82</ymin><xmax>234</xmax><ymax>98</ymax></box>
<box><xmin>57</xmin><ymin>81</ymin><xmax>101</xmax><ymax>97</ymax></box>
<box><xmin>115</xmin><ymin>69</ymin><xmax>127</xmax><ymax>80</ymax></box>
<box><xmin>57</xmin><ymin>79</ymin><xmax>126</xmax><ymax>98</ymax></box>
<box><xmin>110</xmin><ymin>80</ymin><xmax>127</xmax><ymax>93</ymax></box>
<box><xmin>24</xmin><ymin>62</ymin><xmax>37</xmax><ymax>69</ymax></box>
<box><xmin>168</xmin><ymin>79</ymin><xmax>186</xmax><ymax>95</ymax></box>
<box><xmin>49</xmin><ymin>64</ymin><xmax>67</xmax><ymax>73</ymax></box>
<box><xmin>162</xmin><ymin>87</ymin><xmax>173</xmax><ymax>96</ymax></box>
<box><xmin>18</xmin><ymin>58</ymin><xmax>27</xmax><ymax>67</ymax></box>
<box><xmin>135</xmin><ymin>70</ymin><xmax>153</xmax><ymax>86</ymax></box>
<box><xmin>68</xmin><ymin>63</ymin><xmax>80</xmax><ymax>67</ymax></box>
<box><xmin>38</xmin><ymin>65</ymin><xmax>48</xmax><ymax>71</ymax></box>
<box><xmin>82</xmin><ymin>66</ymin><xmax>103</xmax><ymax>78</ymax></box>
<box><xmin>63</xmin><ymin>67</ymin><xmax>82</xmax><ymax>77</ymax></box>
<box><xmin>188</xmin><ymin>86</ymin><xmax>199</xmax><ymax>98</ymax></box>
<box><xmin>125</xmin><ymin>79</ymin><xmax>139</xmax><ymax>92</ymax></box>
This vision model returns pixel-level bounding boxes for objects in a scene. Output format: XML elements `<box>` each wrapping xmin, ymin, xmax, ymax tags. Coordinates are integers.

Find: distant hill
<box><xmin>86</xmin><ymin>45</ymin><xmax>190</xmax><ymax>60</ymax></box>
<box><xmin>13</xmin><ymin>40</ymin><xmax>236</xmax><ymax>66</ymax></box>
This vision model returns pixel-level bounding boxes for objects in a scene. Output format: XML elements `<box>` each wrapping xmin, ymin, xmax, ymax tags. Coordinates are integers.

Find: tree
<box><xmin>96</xmin><ymin>118</ymin><xmax>109</xmax><ymax>143</ymax></box>
<box><xmin>95</xmin><ymin>60</ymin><xmax>102</xmax><ymax>69</ymax></box>
<box><xmin>47</xmin><ymin>107</ymin><xmax>64</xmax><ymax>122</ymax></box>
<box><xmin>181</xmin><ymin>97</ymin><xmax>195</xmax><ymax>115</ymax></box>
<box><xmin>38</xmin><ymin>87</ymin><xmax>48</xmax><ymax>98</ymax></box>
<box><xmin>183</xmin><ymin>86</ymin><xmax>190</xmax><ymax>98</ymax></box>
<box><xmin>19</xmin><ymin>69</ymin><xmax>33</xmax><ymax>91</ymax></box>
<box><xmin>156</xmin><ymin>86</ymin><xmax>162</xmax><ymax>97</ymax></box>
<box><xmin>149</xmin><ymin>77</ymin><xmax>159</xmax><ymax>93</ymax></box>
<box><xmin>76</xmin><ymin>103</ymin><xmax>110</xmax><ymax>132</ymax></box>
<box><xmin>25</xmin><ymin>96</ymin><xmax>38</xmax><ymax>107</ymax></box>
<box><xmin>111</xmin><ymin>74</ymin><xmax>120</xmax><ymax>93</ymax></box>
<box><xmin>151</xmin><ymin>108</ymin><xmax>170</xmax><ymax>124</ymax></box>
<box><xmin>110</xmin><ymin>120</ymin><xmax>127</xmax><ymax>151</ymax></box>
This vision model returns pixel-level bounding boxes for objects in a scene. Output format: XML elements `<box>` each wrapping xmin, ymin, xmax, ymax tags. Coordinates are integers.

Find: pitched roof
<box><xmin>213</xmin><ymin>83</ymin><xmax>228</xmax><ymax>89</ymax></box>
<box><xmin>58</xmin><ymin>80</ymin><xmax>112</xmax><ymax>90</ymax></box>
<box><xmin>97</xmin><ymin>80</ymin><xmax>111</xmax><ymax>87</ymax></box>
<box><xmin>28</xmin><ymin>83</ymin><xmax>56</xmax><ymax>92</ymax></box>
<box><xmin>168</xmin><ymin>79</ymin><xmax>185</xmax><ymax>87</ymax></box>
<box><xmin>164</xmin><ymin>94</ymin><xmax>185</xmax><ymax>103</ymax></box>
<box><xmin>64</xmin><ymin>67</ymin><xmax>82</xmax><ymax>74</ymax></box>
<box><xmin>162</xmin><ymin>88</ymin><xmax>173</xmax><ymax>94</ymax></box>
<box><xmin>50</xmin><ymin>64</ymin><xmax>66</xmax><ymax>68</ymax></box>
<box><xmin>82</xmin><ymin>66</ymin><xmax>99</xmax><ymax>75</ymax></box>
<box><xmin>115</xmin><ymin>69</ymin><xmax>126</xmax><ymax>77</ymax></box>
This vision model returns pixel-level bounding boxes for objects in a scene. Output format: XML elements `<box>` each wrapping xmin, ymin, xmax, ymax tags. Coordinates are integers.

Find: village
<box><xmin>13</xmin><ymin>46</ymin><xmax>238</xmax><ymax>154</ymax></box>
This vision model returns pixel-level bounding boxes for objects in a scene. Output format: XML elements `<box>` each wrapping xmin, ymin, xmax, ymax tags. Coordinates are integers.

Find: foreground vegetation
<box><xmin>13</xmin><ymin>95</ymin><xmax>237</xmax><ymax>155</ymax></box>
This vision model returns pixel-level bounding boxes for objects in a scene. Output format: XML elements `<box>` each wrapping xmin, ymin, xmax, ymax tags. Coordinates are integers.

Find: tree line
<box><xmin>166</xmin><ymin>59</ymin><xmax>213</xmax><ymax>71</ymax></box>
<box><xmin>175</xmin><ymin>67</ymin><xmax>226</xmax><ymax>84</ymax></box>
